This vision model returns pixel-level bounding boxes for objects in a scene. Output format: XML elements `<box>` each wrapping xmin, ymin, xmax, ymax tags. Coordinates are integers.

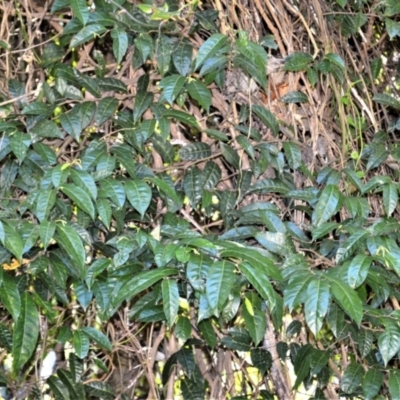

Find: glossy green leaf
<box><xmin>12</xmin><ymin>292</ymin><xmax>39</xmax><ymax>374</ymax></box>
<box><xmin>250</xmin><ymin>348</ymin><xmax>272</xmax><ymax>376</ymax></box>
<box><xmin>383</xmin><ymin>183</ymin><xmax>398</xmax><ymax>216</ymax></box>
<box><xmin>73</xmin><ymin>330</ymin><xmax>90</xmax><ymax>359</ymax></box>
<box><xmin>363</xmin><ymin>368</ymin><xmax>384</xmax><ymax>400</ymax></box>
<box><xmin>238</xmin><ymin>262</ymin><xmax>276</xmax><ymax>309</ymax></box>
<box><xmin>280</xmin><ymin>91</ymin><xmax>308</xmax><ymax>103</ymax></box>
<box><xmin>84</xmin><ymin>381</ymin><xmax>115</xmax><ymax>399</ymax></box>
<box><xmin>175</xmin><ymin>316</ymin><xmax>192</xmax><ymax>342</ymax></box>
<box><xmin>242</xmin><ymin>296</ymin><xmax>266</xmax><ymax>345</ymax></box>
<box><xmin>61</xmin><ymin>184</ymin><xmax>95</xmax><ymax>219</ymax></box>
<box><xmin>347</xmin><ymin>255</ymin><xmax>372</xmax><ymax>288</ymax></box>
<box><xmin>195</xmin><ymin>34</ymin><xmax>228</xmax><ymax>70</ymax></box>
<box><xmin>187</xmin><ymin>80</ymin><xmax>212</xmax><ymax>112</ymax></box>
<box><xmin>95</xmin><ymin>97</ymin><xmax>119</xmax><ymax>126</ymax></box>
<box><xmin>172</xmin><ymin>43</ymin><xmax>193</xmax><ymax>76</ymax></box>
<box><xmin>35</xmin><ymin>189</ymin><xmax>57</xmax><ymax>223</ymax></box>
<box><xmin>159</xmin><ymin>75</ymin><xmax>186</xmax><ymax>105</ymax></box>
<box><xmin>162</xmin><ymin>279</ymin><xmax>179</xmax><ymax>327</ymax></box>
<box><xmin>39</xmin><ymin>221</ymin><xmax>56</xmax><ymax>249</ymax></box>
<box><xmin>206</xmin><ymin>260</ymin><xmax>235</xmax><ymax>315</ymax></box>
<box><xmin>284</xmin><ymin>273</ymin><xmax>314</xmax><ymax>311</ymax></box>
<box><xmin>10</xmin><ymin>131</ymin><xmax>30</xmax><ymax>163</ymax></box>
<box><xmin>330</xmin><ymin>280</ymin><xmax>363</xmax><ymax>326</ymax></box>
<box><xmin>30</xmin><ymin>119</ymin><xmax>63</xmax><ymax>140</ymax></box>
<box><xmin>114</xmin><ymin>267</ymin><xmax>177</xmax><ymax>305</ymax></box>
<box><xmin>70</xmin><ymin>24</ymin><xmax>107</xmax><ymax>48</ymax></box>
<box><xmin>340</xmin><ymin>362</ymin><xmax>363</xmax><ymax>394</ymax></box>
<box><xmin>335</xmin><ymin>229</ymin><xmax>368</xmax><ymax>264</ymax></box>
<box><xmin>71</xmin><ymin>0</ymin><xmax>89</xmax><ymax>25</ymax></box>
<box><xmin>163</xmin><ymin>109</ymin><xmax>199</xmax><ymax>129</ymax></box>
<box><xmin>156</xmin><ymin>35</ymin><xmax>172</xmax><ymax>76</ymax></box>
<box><xmin>183</xmin><ymin>167</ymin><xmax>203</xmax><ymax>207</ymax></box>
<box><xmin>3</xmin><ymin>223</ymin><xmax>23</xmax><ymax>262</ymax></box>
<box><xmin>252</xmin><ymin>106</ymin><xmax>279</xmax><ymax>136</ymax></box>
<box><xmin>304</xmin><ymin>278</ymin><xmax>330</xmax><ymax>335</ymax></box>
<box><xmin>81</xmin><ymin>327</ymin><xmax>112</xmax><ymax>351</ymax></box>
<box><xmin>378</xmin><ymin>321</ymin><xmax>400</xmax><ymax>366</ymax></box>
<box><xmin>312</xmin><ymin>184</ymin><xmax>342</xmax><ymax>227</ymax></box>
<box><xmin>111</xmin><ymin>29</ymin><xmax>128</xmax><ymax>64</ymax></box>
<box><xmin>389</xmin><ymin>370</ymin><xmax>400</xmax><ymax>400</ymax></box>
<box><xmin>70</xmin><ymin>169</ymin><xmax>97</xmax><ymax>200</ymax></box>
<box><xmin>55</xmin><ymin>223</ymin><xmax>86</xmax><ymax>279</ymax></box>
<box><xmin>125</xmin><ymin>180</ymin><xmax>152</xmax><ymax>218</ymax></box>
<box><xmin>96</xmin><ymin>198</ymin><xmax>112</xmax><ymax>229</ymax></box>
<box><xmin>283</xmin><ymin>141</ymin><xmax>301</xmax><ymax>169</ymax></box>
<box><xmin>99</xmin><ymin>179</ymin><xmax>126</xmax><ymax>208</ymax></box>
<box><xmin>0</xmin><ymin>273</ymin><xmax>21</xmax><ymax>321</ymax></box>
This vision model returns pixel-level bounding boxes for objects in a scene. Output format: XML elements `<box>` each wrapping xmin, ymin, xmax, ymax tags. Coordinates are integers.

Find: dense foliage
<box><xmin>0</xmin><ymin>0</ymin><xmax>400</xmax><ymax>398</ymax></box>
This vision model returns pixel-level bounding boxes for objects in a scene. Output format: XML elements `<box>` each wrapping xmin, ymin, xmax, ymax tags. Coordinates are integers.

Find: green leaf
<box><xmin>183</xmin><ymin>167</ymin><xmax>203</xmax><ymax>207</ymax></box>
<box><xmin>163</xmin><ymin>109</ymin><xmax>200</xmax><ymax>129</ymax></box>
<box><xmin>383</xmin><ymin>183</ymin><xmax>398</xmax><ymax>217</ymax></box>
<box><xmin>70</xmin><ymin>169</ymin><xmax>97</xmax><ymax>201</ymax></box>
<box><xmin>125</xmin><ymin>180</ymin><xmax>152</xmax><ymax>218</ymax></box>
<box><xmin>335</xmin><ymin>229</ymin><xmax>368</xmax><ymax>264</ymax></box>
<box><xmin>280</xmin><ymin>91</ymin><xmax>308</xmax><ymax>103</ymax></box>
<box><xmin>61</xmin><ymin>184</ymin><xmax>95</xmax><ymax>220</ymax></box>
<box><xmin>159</xmin><ymin>75</ymin><xmax>186</xmax><ymax>105</ymax></box>
<box><xmin>284</xmin><ymin>273</ymin><xmax>313</xmax><ymax>311</ymax></box>
<box><xmin>175</xmin><ymin>316</ymin><xmax>192</xmax><ymax>342</ymax></box>
<box><xmin>147</xmin><ymin>176</ymin><xmax>181</xmax><ymax>205</ymax></box>
<box><xmin>60</xmin><ymin>109</ymin><xmax>82</xmax><ymax>141</ymax></box>
<box><xmin>3</xmin><ymin>223</ymin><xmax>23</xmax><ymax>262</ymax></box>
<box><xmin>389</xmin><ymin>370</ymin><xmax>400</xmax><ymax>400</ymax></box>
<box><xmin>198</xmin><ymin>319</ymin><xmax>217</xmax><ymax>348</ymax></box>
<box><xmin>179</xmin><ymin>143</ymin><xmax>211</xmax><ymax>161</ymax></box>
<box><xmin>70</xmin><ymin>24</ymin><xmax>107</xmax><ymax>48</ymax></box>
<box><xmin>156</xmin><ymin>35</ymin><xmax>172</xmax><ymax>76</ymax></box>
<box><xmin>95</xmin><ymin>97</ymin><xmax>119</xmax><ymax>126</ymax></box>
<box><xmin>330</xmin><ymin>280</ymin><xmax>363</xmax><ymax>326</ymax></box>
<box><xmin>363</xmin><ymin>368</ymin><xmax>384</xmax><ymax>400</ymax></box>
<box><xmin>242</xmin><ymin>296</ymin><xmax>266</xmax><ymax>345</ymax></box>
<box><xmin>84</xmin><ymin>381</ymin><xmax>115</xmax><ymax>399</ymax></box>
<box><xmin>172</xmin><ymin>43</ymin><xmax>193</xmax><ymax>76</ymax></box>
<box><xmin>206</xmin><ymin>261</ymin><xmax>235</xmax><ymax>315</ymax></box>
<box><xmin>386</xmin><ymin>18</ymin><xmax>400</xmax><ymax>40</ymax></box>
<box><xmin>133</xmin><ymin>77</ymin><xmax>153</xmax><ymax>117</ymax></box>
<box><xmin>114</xmin><ymin>267</ymin><xmax>177</xmax><ymax>305</ymax></box>
<box><xmin>39</xmin><ymin>221</ymin><xmax>56</xmax><ymax>249</ymax></box>
<box><xmin>186</xmin><ymin>80</ymin><xmax>212</xmax><ymax>113</ymax></box>
<box><xmin>12</xmin><ymin>292</ymin><xmax>39</xmax><ymax>374</ymax></box>
<box><xmin>220</xmin><ymin>142</ymin><xmax>240</xmax><ymax>169</ymax></box>
<box><xmin>312</xmin><ymin>184</ymin><xmax>342</xmax><ymax>227</ymax></box>
<box><xmin>373</xmin><ymin>93</ymin><xmax>400</xmax><ymax>110</ymax></box>
<box><xmin>238</xmin><ymin>262</ymin><xmax>276</xmax><ymax>310</ymax></box>
<box><xmin>81</xmin><ymin>327</ymin><xmax>112</xmax><ymax>351</ymax></box>
<box><xmin>283</xmin><ymin>52</ymin><xmax>313</xmax><ymax>71</ymax></box>
<box><xmin>99</xmin><ymin>179</ymin><xmax>126</xmax><ymax>208</ymax></box>
<box><xmin>30</xmin><ymin>119</ymin><xmax>63</xmax><ymax>140</ymax></box>
<box><xmin>340</xmin><ymin>362</ymin><xmax>364</xmax><ymax>394</ymax></box>
<box><xmin>55</xmin><ymin>223</ymin><xmax>86</xmax><ymax>279</ymax></box>
<box><xmin>347</xmin><ymin>255</ymin><xmax>372</xmax><ymax>288</ymax></box>
<box><xmin>73</xmin><ymin>330</ymin><xmax>90</xmax><ymax>359</ymax></box>
<box><xmin>250</xmin><ymin>348</ymin><xmax>272</xmax><ymax>376</ymax></box>
<box><xmin>162</xmin><ymin>279</ymin><xmax>179</xmax><ymax>327</ymax></box>
<box><xmin>111</xmin><ymin>29</ymin><xmax>128</xmax><ymax>64</ymax></box>
<box><xmin>0</xmin><ymin>273</ymin><xmax>21</xmax><ymax>321</ymax></box>
<box><xmin>195</xmin><ymin>34</ymin><xmax>228</xmax><ymax>70</ymax></box>
<box><xmin>10</xmin><ymin>131</ymin><xmax>30</xmax><ymax>163</ymax></box>
<box><xmin>304</xmin><ymin>278</ymin><xmax>330</xmax><ymax>335</ymax></box>
<box><xmin>71</xmin><ymin>0</ymin><xmax>89</xmax><ymax>25</ymax></box>
<box><xmin>378</xmin><ymin>321</ymin><xmax>400</xmax><ymax>366</ymax></box>
<box><xmin>252</xmin><ymin>106</ymin><xmax>279</xmax><ymax>136</ymax></box>
<box><xmin>283</xmin><ymin>142</ymin><xmax>301</xmax><ymax>169</ymax></box>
